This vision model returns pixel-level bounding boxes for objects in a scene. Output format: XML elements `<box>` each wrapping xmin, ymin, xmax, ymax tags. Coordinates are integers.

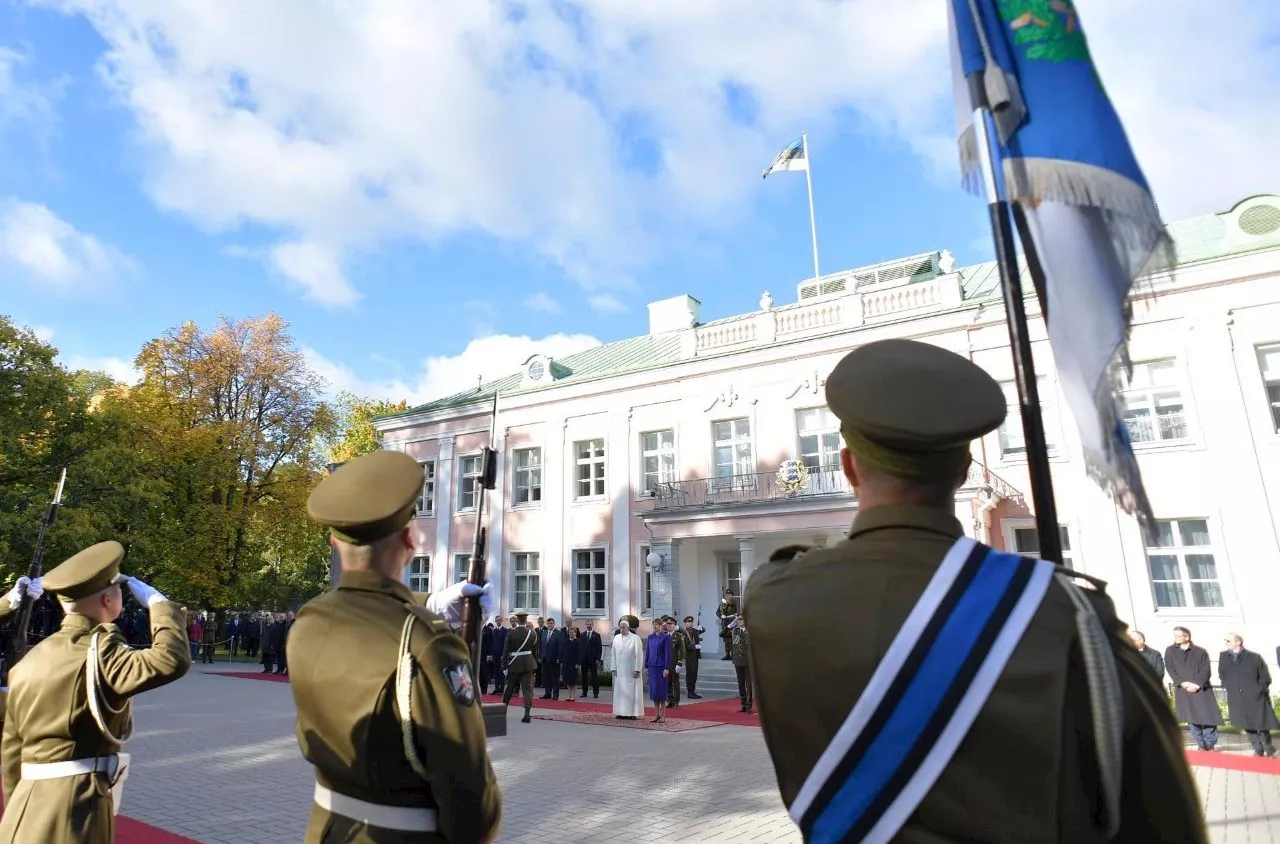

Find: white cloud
<box><xmin>588</xmin><ymin>294</ymin><xmax>626</xmax><ymax>314</ymax></box>
<box><xmin>305</xmin><ymin>332</ymin><xmax>602</xmax><ymax>406</ymax></box>
<box><xmin>59</xmin><ymin>353</ymin><xmax>141</xmax><ymax>384</ymax></box>
<box><xmin>30</xmin><ymin>324</ymin><xmax>55</xmax><ymax>344</ymax></box>
<box><xmin>524</xmin><ymin>292</ymin><xmax>564</xmax><ymax>315</ymax></box>
<box><xmin>35</xmin><ymin>0</ymin><xmax>1278</xmax><ymax>310</ymax></box>
<box><xmin>0</xmin><ymin>198</ymin><xmax>134</xmax><ymax>291</ymax></box>
<box><xmin>0</xmin><ymin>46</ymin><xmax>57</xmax><ymax>134</ymax></box>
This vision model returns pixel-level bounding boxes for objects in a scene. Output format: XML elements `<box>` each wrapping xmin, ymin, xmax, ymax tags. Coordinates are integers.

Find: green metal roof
<box><xmin>382</xmin><ymin>195</ymin><xmax>1280</xmax><ymax>421</ymax></box>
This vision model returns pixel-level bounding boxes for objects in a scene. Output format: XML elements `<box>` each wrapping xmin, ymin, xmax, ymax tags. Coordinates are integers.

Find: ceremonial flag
<box><xmin>762</xmin><ymin>137</ymin><xmax>808</xmax><ymax>178</ymax></box>
<box><xmin>948</xmin><ymin>0</ymin><xmax>1168</xmax><ymax>528</ymax></box>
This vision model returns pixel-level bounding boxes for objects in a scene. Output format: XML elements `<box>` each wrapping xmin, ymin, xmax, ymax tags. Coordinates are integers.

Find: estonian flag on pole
<box><xmin>947</xmin><ymin>0</ymin><xmax>1168</xmax><ymax>529</ymax></box>
<box><xmin>762</xmin><ymin>138</ymin><xmax>807</xmax><ymax>179</ymax></box>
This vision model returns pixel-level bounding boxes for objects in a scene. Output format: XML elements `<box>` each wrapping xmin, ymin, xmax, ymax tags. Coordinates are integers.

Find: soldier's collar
<box><xmin>848</xmin><ymin>504</ymin><xmax>964</xmax><ymax>541</ymax></box>
<box><xmin>60</xmin><ymin>614</ymin><xmax>96</xmax><ymax>631</ymax></box>
<box><xmin>336</xmin><ymin>568</ymin><xmax>415</xmax><ymax>602</ymax></box>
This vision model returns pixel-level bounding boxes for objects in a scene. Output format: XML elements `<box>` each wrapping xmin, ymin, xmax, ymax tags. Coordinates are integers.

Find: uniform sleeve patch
<box><xmin>444</xmin><ymin>661</ymin><xmax>477</xmax><ymax>706</ymax></box>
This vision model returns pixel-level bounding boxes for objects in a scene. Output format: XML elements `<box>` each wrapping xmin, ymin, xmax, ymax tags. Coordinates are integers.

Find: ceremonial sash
<box><xmin>788</xmin><ymin>537</ymin><xmax>1055</xmax><ymax>844</ymax></box>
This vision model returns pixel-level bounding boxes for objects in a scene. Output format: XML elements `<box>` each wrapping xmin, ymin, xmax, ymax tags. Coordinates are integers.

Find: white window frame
<box><xmin>1257</xmin><ymin>343</ymin><xmax>1280</xmax><ymax>434</ymax></box>
<box><xmin>453</xmin><ymin>553</ymin><xmax>470</xmax><ymax>584</ymax></box>
<box><xmin>1003</xmin><ymin>520</ymin><xmax>1075</xmax><ymax>570</ymax></box>
<box><xmin>711</xmin><ymin>417</ymin><xmax>755</xmax><ymax>492</ymax></box>
<box><xmin>571</xmin><ymin>547</ymin><xmax>608</xmax><ymax>615</ymax></box>
<box><xmin>457</xmin><ymin>453</ymin><xmax>483</xmax><ymax>511</ymax></box>
<box><xmin>511</xmin><ymin>551</ymin><xmax>542</xmax><ymax>612</ymax></box>
<box><xmin>1118</xmin><ymin>359</ymin><xmax>1191</xmax><ymax>447</ymax></box>
<box><xmin>1145</xmin><ymin>518</ymin><xmax>1227</xmax><ymax>612</ymax></box>
<box><xmin>573</xmin><ymin>438</ymin><xmax>606</xmax><ymax>500</ymax></box>
<box><xmin>407</xmin><ymin>555</ymin><xmax>430</xmax><ymax>593</ymax></box>
<box><xmin>637</xmin><ymin>543</ymin><xmax>654</xmax><ymax>613</ymax></box>
<box><xmin>417</xmin><ymin>460</ymin><xmax>435</xmax><ymax>517</ymax></box>
<box><xmin>795</xmin><ymin>406</ymin><xmax>841</xmax><ymax>470</ymax></box>
<box><xmin>995</xmin><ymin>378</ymin><xmax>1061</xmax><ymax>461</ymax></box>
<box><xmin>639</xmin><ymin>429</ymin><xmax>677</xmax><ymax>498</ymax></box>
<box><xmin>511</xmin><ymin>447</ymin><xmax>543</xmax><ymax>507</ymax></box>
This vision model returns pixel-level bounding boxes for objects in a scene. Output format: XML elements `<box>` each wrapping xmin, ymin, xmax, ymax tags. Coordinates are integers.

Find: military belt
<box><xmin>314</xmin><ymin>782</ymin><xmax>438</xmax><ymax>832</ymax></box>
<box><xmin>20</xmin><ymin>755</ymin><xmax>122</xmax><ymax>781</ymax></box>
<box><xmin>508</xmin><ymin>650</ymin><xmax>532</xmax><ymax>657</ymax></box>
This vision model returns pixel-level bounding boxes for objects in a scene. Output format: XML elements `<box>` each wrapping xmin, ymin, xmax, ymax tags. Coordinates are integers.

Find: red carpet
<box><xmin>531</xmin><ymin>710</ymin><xmax>723</xmax><ymax>731</ymax></box>
<box><xmin>1186</xmin><ymin>749</ymin><xmax>1280</xmax><ymax>773</ymax></box>
<box><xmin>0</xmin><ymin>794</ymin><xmax>196</xmax><ymax>843</ymax></box>
<box><xmin>211</xmin><ymin>670</ymin><xmax>289</xmax><ymax>683</ymax></box>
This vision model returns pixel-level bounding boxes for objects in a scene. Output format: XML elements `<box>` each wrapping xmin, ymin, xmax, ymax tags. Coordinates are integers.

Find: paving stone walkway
<box><xmin>111</xmin><ymin>663</ymin><xmax>1280</xmax><ymax>843</ymax></box>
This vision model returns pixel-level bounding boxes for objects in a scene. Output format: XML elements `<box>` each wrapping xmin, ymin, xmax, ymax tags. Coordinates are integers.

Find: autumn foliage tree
<box><xmin>326</xmin><ymin>392</ymin><xmax>409</xmax><ymax>464</ymax></box>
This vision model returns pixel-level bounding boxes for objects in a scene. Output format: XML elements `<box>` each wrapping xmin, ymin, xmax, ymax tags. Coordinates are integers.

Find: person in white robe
<box><xmin>611</xmin><ymin>619</ymin><xmax>646</xmax><ymax>719</ymax></box>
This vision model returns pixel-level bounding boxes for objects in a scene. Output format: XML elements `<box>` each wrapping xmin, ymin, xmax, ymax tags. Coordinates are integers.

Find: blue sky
<box><xmin>2</xmin><ymin>1</ymin><xmax>1275</xmax><ymax>405</ymax></box>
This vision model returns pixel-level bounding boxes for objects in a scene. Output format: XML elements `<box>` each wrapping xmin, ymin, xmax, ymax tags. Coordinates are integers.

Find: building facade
<box><xmin>374</xmin><ymin>194</ymin><xmax>1280</xmax><ymax>669</ymax></box>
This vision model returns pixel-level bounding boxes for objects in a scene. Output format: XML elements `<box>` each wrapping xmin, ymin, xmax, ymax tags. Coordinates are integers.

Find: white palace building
<box><xmin>372</xmin><ymin>194</ymin><xmax>1280</xmax><ymax>671</ymax></box>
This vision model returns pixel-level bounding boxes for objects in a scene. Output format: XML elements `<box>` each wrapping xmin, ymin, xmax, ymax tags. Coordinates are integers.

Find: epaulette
<box><xmin>768</xmin><ymin>544</ymin><xmax>813</xmax><ymax>564</ymax></box>
<box><xmin>1054</xmin><ymin>566</ymin><xmax>1108</xmax><ymax>594</ymax></box>
<box><xmin>401</xmin><ymin>602</ymin><xmax>451</xmax><ymax>638</ymax></box>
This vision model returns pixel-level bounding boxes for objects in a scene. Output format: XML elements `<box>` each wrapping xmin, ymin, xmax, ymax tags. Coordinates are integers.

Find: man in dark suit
<box><xmin>581</xmin><ymin>619</ymin><xmax>603</xmax><ymax>699</ymax></box>
<box><xmin>540</xmin><ymin>618</ymin><xmax>564</xmax><ymax>700</ymax></box>
<box><xmin>1129</xmin><ymin>630</ymin><xmax>1165</xmax><ymax>682</ymax></box>
<box><xmin>1222</xmin><ymin>634</ymin><xmax>1279</xmax><ymax>757</ymax></box>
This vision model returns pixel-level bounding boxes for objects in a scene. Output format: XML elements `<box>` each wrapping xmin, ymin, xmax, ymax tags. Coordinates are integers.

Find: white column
<box><xmin>610</xmin><ymin>410</ymin><xmax>633</xmax><ymax>618</ymax></box>
<box><xmin>434</xmin><ymin>436</ymin><xmax>456</xmax><ymax>594</ymax></box>
<box><xmin>543</xmin><ymin>419</ymin><xmax>567</xmax><ymax>620</ymax></box>
<box><xmin>486</xmin><ymin>432</ymin><xmax>506</xmax><ymax>614</ymax></box>
<box><xmin>737</xmin><ymin>534</ymin><xmax>757</xmax><ymax>595</ymax></box>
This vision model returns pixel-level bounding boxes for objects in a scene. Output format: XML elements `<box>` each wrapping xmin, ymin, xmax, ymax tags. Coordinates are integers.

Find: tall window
<box><xmin>638</xmin><ymin>543</ymin><xmax>653</xmax><ymax>613</ymax></box>
<box><xmin>512</xmin><ymin>447</ymin><xmax>542</xmax><ymax>505</ymax></box>
<box><xmin>640</xmin><ymin>430</ymin><xmax>676</xmax><ymax>495</ymax></box>
<box><xmin>575</xmin><ymin>439</ymin><xmax>606</xmax><ymax>499</ymax></box>
<box><xmin>997</xmin><ymin>378</ymin><xmax>1058</xmax><ymax>458</ymax></box>
<box><xmin>458</xmin><ymin>455</ymin><xmax>482</xmax><ymax>510</ymax></box>
<box><xmin>1120</xmin><ymin>361</ymin><xmax>1188</xmax><ymax>444</ymax></box>
<box><xmin>572</xmin><ymin>548</ymin><xmax>607</xmax><ymax>613</ymax></box>
<box><xmin>1258</xmin><ymin>343</ymin><xmax>1280</xmax><ymax>432</ymax></box>
<box><xmin>796</xmin><ymin>407</ymin><xmax>841</xmax><ymax>469</ymax></box>
<box><xmin>418</xmin><ymin>461</ymin><xmax>435</xmax><ymax>516</ymax></box>
<box><xmin>512</xmin><ymin>552</ymin><xmax>541</xmax><ymax>611</ymax></box>
<box><xmin>1009</xmin><ymin>523</ymin><xmax>1074</xmax><ymax>569</ymax></box>
<box><xmin>454</xmin><ymin>554</ymin><xmax>470</xmax><ymax>584</ymax></box>
<box><xmin>407</xmin><ymin>555</ymin><xmax>430</xmax><ymax>593</ymax></box>
<box><xmin>1146</xmin><ymin>519</ymin><xmax>1224</xmax><ymax>609</ymax></box>
<box><xmin>713</xmin><ymin>418</ymin><xmax>754</xmax><ymax>478</ymax></box>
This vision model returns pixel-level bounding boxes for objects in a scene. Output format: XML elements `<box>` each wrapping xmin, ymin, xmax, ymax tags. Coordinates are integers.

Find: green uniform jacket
<box><xmin>671</xmin><ymin>630</ymin><xmax>688</xmax><ymax>667</ymax></box>
<box><xmin>501</xmin><ymin>627</ymin><xmax>538</xmax><ymax>675</ymax></box>
<box><xmin>744</xmin><ymin>504</ymin><xmax>1208</xmax><ymax>844</ymax></box>
<box><xmin>286</xmin><ymin>571</ymin><xmax>501</xmax><ymax>844</ymax></box>
<box><xmin>0</xmin><ymin>601</ymin><xmax>191</xmax><ymax>843</ymax></box>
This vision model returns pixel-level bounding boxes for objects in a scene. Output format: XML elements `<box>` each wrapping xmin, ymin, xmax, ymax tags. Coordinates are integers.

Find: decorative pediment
<box><xmin>522</xmin><ymin>354</ymin><xmax>556</xmax><ymax>387</ymax></box>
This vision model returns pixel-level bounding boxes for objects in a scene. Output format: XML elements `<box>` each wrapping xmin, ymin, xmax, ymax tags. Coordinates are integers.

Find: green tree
<box><xmin>326</xmin><ymin>392</ymin><xmax>409</xmax><ymax>465</ymax></box>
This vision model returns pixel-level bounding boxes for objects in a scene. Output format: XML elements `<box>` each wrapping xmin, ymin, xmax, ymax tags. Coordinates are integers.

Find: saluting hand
<box><xmin>125</xmin><ymin>575</ymin><xmax>169</xmax><ymax>607</ymax></box>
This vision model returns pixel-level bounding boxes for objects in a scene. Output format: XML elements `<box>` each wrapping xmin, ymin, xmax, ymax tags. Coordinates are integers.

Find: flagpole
<box><xmin>802</xmin><ymin>131</ymin><xmax>821</xmax><ymax>280</ymax></box>
<box><xmin>968</xmin><ymin>73</ymin><xmax>1063</xmax><ymax>565</ymax></box>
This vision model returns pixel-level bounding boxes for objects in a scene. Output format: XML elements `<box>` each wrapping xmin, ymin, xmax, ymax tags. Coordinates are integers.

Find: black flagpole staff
<box><xmin>967</xmin><ymin>73</ymin><xmax>1063</xmax><ymax>565</ymax></box>
<box><xmin>461</xmin><ymin>392</ymin><xmax>506</xmax><ymax>737</ymax></box>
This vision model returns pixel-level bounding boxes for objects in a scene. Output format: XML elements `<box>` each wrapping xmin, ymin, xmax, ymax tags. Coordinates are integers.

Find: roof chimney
<box><xmin>647</xmin><ymin>295</ymin><xmax>701</xmax><ymax>334</ymax></box>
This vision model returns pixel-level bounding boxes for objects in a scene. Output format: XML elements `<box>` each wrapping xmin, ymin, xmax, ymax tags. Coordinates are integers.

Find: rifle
<box><xmin>460</xmin><ymin>393</ymin><xmax>506</xmax><ymax>738</ymax></box>
<box><xmin>3</xmin><ymin>469</ymin><xmax>66</xmax><ymax>685</ymax></box>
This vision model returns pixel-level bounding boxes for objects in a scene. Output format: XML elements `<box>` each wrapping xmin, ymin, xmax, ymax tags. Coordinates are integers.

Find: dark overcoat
<box><xmin>1218</xmin><ymin>648</ymin><xmax>1280</xmax><ymax>731</ymax></box>
<box><xmin>1165</xmin><ymin>643</ymin><xmax>1224</xmax><ymax>726</ymax></box>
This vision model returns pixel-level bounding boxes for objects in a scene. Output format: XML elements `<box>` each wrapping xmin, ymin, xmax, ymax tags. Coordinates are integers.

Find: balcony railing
<box><xmin>647</xmin><ymin>459</ymin><xmax>1024</xmax><ymax>512</ymax></box>
<box><xmin>649</xmin><ymin>462</ymin><xmax>851</xmax><ymax>511</ymax></box>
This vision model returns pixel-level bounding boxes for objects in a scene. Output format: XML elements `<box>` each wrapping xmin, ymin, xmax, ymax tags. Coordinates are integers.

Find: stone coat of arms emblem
<box><xmin>776</xmin><ymin>460</ymin><xmax>810</xmax><ymax>495</ymax></box>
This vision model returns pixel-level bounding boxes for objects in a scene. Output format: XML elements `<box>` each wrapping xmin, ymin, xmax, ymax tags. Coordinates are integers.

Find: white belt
<box><xmin>21</xmin><ymin>755</ymin><xmax>122</xmax><ymax>781</ymax></box>
<box><xmin>509</xmin><ymin>650</ymin><xmax>531</xmax><ymax>657</ymax></box>
<box><xmin>314</xmin><ymin>783</ymin><xmax>438</xmax><ymax>832</ymax></box>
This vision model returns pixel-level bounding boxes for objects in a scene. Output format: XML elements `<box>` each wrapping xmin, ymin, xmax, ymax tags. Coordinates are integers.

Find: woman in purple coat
<box><xmin>645</xmin><ymin>621</ymin><xmax>673</xmax><ymax>724</ymax></box>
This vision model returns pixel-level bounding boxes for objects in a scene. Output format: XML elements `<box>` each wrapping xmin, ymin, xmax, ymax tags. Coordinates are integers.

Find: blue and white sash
<box><xmin>789</xmin><ymin>536</ymin><xmax>1055</xmax><ymax>844</ymax></box>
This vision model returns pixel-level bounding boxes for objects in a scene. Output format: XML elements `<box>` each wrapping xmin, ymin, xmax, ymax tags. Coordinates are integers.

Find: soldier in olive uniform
<box><xmin>680</xmin><ymin>615</ymin><xmax>705</xmax><ymax>699</ymax></box>
<box><xmin>664</xmin><ymin>616</ymin><xmax>686</xmax><ymax>708</ymax></box>
<box><xmin>745</xmin><ymin>339</ymin><xmax>1208</xmax><ymax>843</ymax></box>
<box><xmin>715</xmin><ymin>588</ymin><xmax>737</xmax><ymax>659</ymax></box>
<box><xmin>502</xmin><ymin>613</ymin><xmax>539</xmax><ymax>724</ymax></box>
<box><xmin>286</xmin><ymin>450</ymin><xmax>501</xmax><ymax>843</ymax></box>
<box><xmin>1</xmin><ymin>541</ymin><xmax>191</xmax><ymax>843</ymax></box>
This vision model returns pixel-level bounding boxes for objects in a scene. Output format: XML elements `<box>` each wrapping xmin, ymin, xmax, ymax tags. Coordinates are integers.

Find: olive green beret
<box><xmin>43</xmin><ymin>540</ymin><xmax>126</xmax><ymax>600</ymax></box>
<box><xmin>825</xmin><ymin>339</ymin><xmax>1006</xmax><ymax>480</ymax></box>
<box><xmin>308</xmin><ymin>450</ymin><xmax>422</xmax><ymax>544</ymax></box>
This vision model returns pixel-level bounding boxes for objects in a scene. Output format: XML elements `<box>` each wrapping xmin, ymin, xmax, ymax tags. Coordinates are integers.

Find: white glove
<box><xmin>125</xmin><ymin>576</ymin><xmax>168</xmax><ymax>607</ymax></box>
<box><xmin>4</xmin><ymin>576</ymin><xmax>42</xmax><ymax>610</ymax></box>
<box><xmin>425</xmin><ymin>581</ymin><xmax>494</xmax><ymax>624</ymax></box>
